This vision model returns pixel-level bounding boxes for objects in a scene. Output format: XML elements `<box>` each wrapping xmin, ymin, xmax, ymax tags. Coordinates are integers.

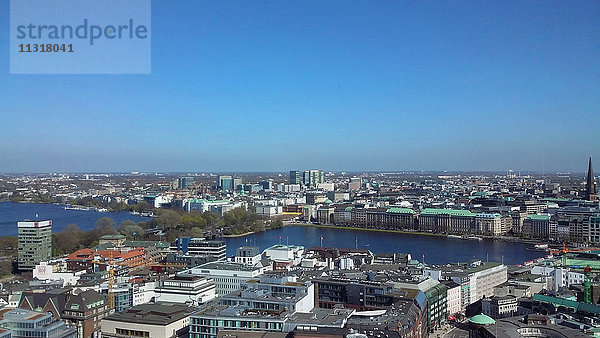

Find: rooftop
<box><xmin>469</xmin><ymin>313</ymin><xmax>496</xmax><ymax>325</ymax></box>
<box><xmin>103</xmin><ymin>303</ymin><xmax>196</xmax><ymax>325</ymax></box>
<box><xmin>420</xmin><ymin>208</ymin><xmax>476</xmax><ymax>217</ymax></box>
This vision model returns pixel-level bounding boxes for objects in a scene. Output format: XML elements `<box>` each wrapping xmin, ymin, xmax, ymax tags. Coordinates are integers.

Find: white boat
<box><xmin>64</xmin><ymin>205</ymin><xmax>91</xmax><ymax>211</ymax></box>
<box><xmin>468</xmin><ymin>236</ymin><xmax>483</xmax><ymax>241</ymax></box>
<box><xmin>447</xmin><ymin>235</ymin><xmax>462</xmax><ymax>239</ymax></box>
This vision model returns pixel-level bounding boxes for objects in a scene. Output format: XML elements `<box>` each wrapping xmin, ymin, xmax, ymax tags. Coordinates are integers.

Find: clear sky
<box><xmin>0</xmin><ymin>0</ymin><xmax>599</xmax><ymax>173</ymax></box>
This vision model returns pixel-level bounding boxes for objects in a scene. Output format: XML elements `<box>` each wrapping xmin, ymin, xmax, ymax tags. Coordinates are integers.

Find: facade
<box><xmin>66</xmin><ymin>248</ymin><xmax>147</xmax><ymax>272</ymax></box>
<box><xmin>394</xmin><ymin>278</ymin><xmax>448</xmax><ymax>330</ymax></box>
<box><xmin>0</xmin><ymin>309</ymin><xmax>77</xmax><ymax>338</ymax></box>
<box><xmin>61</xmin><ymin>290</ymin><xmax>108</xmax><ymax>338</ymax></box>
<box><xmin>183</xmin><ymin>199</ymin><xmax>233</xmax><ymax>213</ymax></box>
<box><xmin>303</xmin><ymin>170</ymin><xmax>324</xmax><ymax>188</ymax></box>
<box><xmin>235</xmin><ymin>246</ymin><xmax>261</xmax><ymax>266</ymax></box>
<box><xmin>450</xmin><ymin>262</ymin><xmax>508</xmax><ymax>309</ymax></box>
<box><xmin>556</xmin><ymin>206</ymin><xmax>599</xmax><ymax>243</ymax></box>
<box><xmin>522</xmin><ymin>214</ymin><xmax>551</xmax><ymax>239</ymax></box>
<box><xmin>218</xmin><ymin>175</ymin><xmax>233</xmax><ymax>191</ymax></box>
<box><xmin>171</xmin><ymin>238</ymin><xmax>226</xmax><ymax>261</ymax></box>
<box><xmin>101</xmin><ymin>303</ymin><xmax>194</xmax><ymax>338</ymax></box>
<box><xmin>190</xmin><ymin>306</ymin><xmax>353</xmax><ymax>338</ymax></box>
<box><xmin>481</xmin><ymin>296</ymin><xmax>518</xmax><ymax>319</ymax></box>
<box><xmin>441</xmin><ymin>280</ymin><xmax>462</xmax><ymax>316</ymax></box>
<box><xmin>348</xmin><ymin>177</ymin><xmax>362</xmax><ymax>190</ymax></box>
<box><xmin>182</xmin><ymin>261</ymin><xmax>265</xmax><ymax>296</ymax></box>
<box><xmin>263</xmin><ymin>245</ymin><xmax>304</xmax><ymax>270</ymax></box>
<box><xmin>220</xmin><ymin>275</ymin><xmax>315</xmax><ymax>314</ymax></box>
<box><xmin>17</xmin><ymin>220</ymin><xmax>52</xmax><ymax>271</ymax></box>
<box><xmin>154</xmin><ymin>275</ymin><xmax>216</xmax><ymax>306</ymax></box>
<box><xmin>255</xmin><ymin>205</ymin><xmax>283</xmax><ymax>217</ymax></box>
<box><xmin>591</xmin><ymin>216</ymin><xmax>600</xmax><ymax>244</ymax></box>
<box><xmin>289</xmin><ymin>171</ymin><xmax>301</xmax><ymax>185</ymax></box>
<box><xmin>98</xmin><ymin>234</ymin><xmax>126</xmax><ymax>248</ymax></box>
<box><xmin>313</xmin><ymin>277</ymin><xmax>396</xmax><ymax>311</ymax></box>
<box><xmin>475</xmin><ymin>213</ymin><xmax>504</xmax><ymax>236</ymax></box>
<box><xmin>418</xmin><ymin>209</ymin><xmax>476</xmax><ymax>234</ymax></box>
<box><xmin>177</xmin><ymin>177</ymin><xmax>194</xmax><ymax>189</ymax></box>
<box><xmin>316</xmin><ymin>205</ymin><xmax>335</xmax><ymax>224</ymax></box>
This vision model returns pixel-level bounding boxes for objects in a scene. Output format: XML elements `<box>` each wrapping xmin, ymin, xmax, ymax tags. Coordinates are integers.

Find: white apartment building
<box><xmin>450</xmin><ymin>262</ymin><xmax>508</xmax><ymax>308</ymax></box>
<box><xmin>531</xmin><ymin>266</ymin><xmax>585</xmax><ymax>291</ymax></box>
<box><xmin>154</xmin><ymin>275</ymin><xmax>216</xmax><ymax>306</ymax></box>
<box><xmin>180</xmin><ymin>261</ymin><xmax>267</xmax><ymax>296</ymax></box>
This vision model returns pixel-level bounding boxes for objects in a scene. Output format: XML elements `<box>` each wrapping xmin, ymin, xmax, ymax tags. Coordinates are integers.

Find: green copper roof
<box><xmin>469</xmin><ymin>314</ymin><xmax>496</xmax><ymax>325</ymax></box>
<box><xmin>541</xmin><ymin>198</ymin><xmax>571</xmax><ymax>202</ymax></box>
<box><xmin>99</xmin><ymin>234</ymin><xmax>126</xmax><ymax>240</ymax></box>
<box><xmin>526</xmin><ymin>214</ymin><xmax>551</xmax><ymax>221</ymax></box>
<box><xmin>386</xmin><ymin>207</ymin><xmax>414</xmax><ymax>214</ymax></box>
<box><xmin>188</xmin><ymin>198</ymin><xmax>230</xmax><ymax>203</ymax></box>
<box><xmin>533</xmin><ymin>294</ymin><xmax>600</xmax><ymax>314</ymax></box>
<box><xmin>420</xmin><ymin>208</ymin><xmax>476</xmax><ymax>217</ymax></box>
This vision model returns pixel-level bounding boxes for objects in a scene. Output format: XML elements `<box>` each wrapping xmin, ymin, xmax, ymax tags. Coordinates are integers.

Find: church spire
<box><xmin>586</xmin><ymin>156</ymin><xmax>596</xmax><ymax>201</ymax></box>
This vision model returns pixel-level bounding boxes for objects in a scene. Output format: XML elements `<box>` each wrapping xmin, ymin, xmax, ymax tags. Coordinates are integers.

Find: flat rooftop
<box><xmin>193</xmin><ymin>261</ymin><xmax>261</xmax><ymax>271</ymax></box>
<box><xmin>103</xmin><ymin>303</ymin><xmax>196</xmax><ymax>325</ymax></box>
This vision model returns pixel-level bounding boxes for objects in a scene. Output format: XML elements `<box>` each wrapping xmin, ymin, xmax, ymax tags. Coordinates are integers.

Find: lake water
<box><xmin>221</xmin><ymin>226</ymin><xmax>546</xmax><ymax>265</ymax></box>
<box><xmin>0</xmin><ymin>202</ymin><xmax>150</xmax><ymax>236</ymax></box>
<box><xmin>0</xmin><ymin>202</ymin><xmax>545</xmax><ymax>265</ymax></box>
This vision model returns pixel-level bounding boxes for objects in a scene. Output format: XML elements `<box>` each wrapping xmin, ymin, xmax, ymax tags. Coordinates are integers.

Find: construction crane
<box><xmin>91</xmin><ymin>252</ymin><xmax>142</xmax><ymax>312</ymax></box>
<box><xmin>584</xmin><ymin>266</ymin><xmax>593</xmax><ymax>304</ymax></box>
<box><xmin>549</xmin><ymin>243</ymin><xmax>600</xmax><ymax>304</ymax></box>
<box><xmin>107</xmin><ymin>252</ymin><xmax>115</xmax><ymax>311</ymax></box>
<box><xmin>549</xmin><ymin>243</ymin><xmax>600</xmax><ymax>267</ymax></box>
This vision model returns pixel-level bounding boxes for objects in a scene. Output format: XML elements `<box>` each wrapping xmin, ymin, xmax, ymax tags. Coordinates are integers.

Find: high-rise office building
<box><xmin>348</xmin><ymin>177</ymin><xmax>362</xmax><ymax>190</ymax></box>
<box><xmin>585</xmin><ymin>156</ymin><xmax>597</xmax><ymax>201</ymax></box>
<box><xmin>218</xmin><ymin>175</ymin><xmax>233</xmax><ymax>191</ymax></box>
<box><xmin>232</xmin><ymin>177</ymin><xmax>243</xmax><ymax>191</ymax></box>
<box><xmin>289</xmin><ymin>170</ymin><xmax>301</xmax><ymax>185</ymax></box>
<box><xmin>303</xmin><ymin>170</ymin><xmax>324</xmax><ymax>188</ymax></box>
<box><xmin>177</xmin><ymin>176</ymin><xmax>194</xmax><ymax>189</ymax></box>
<box><xmin>18</xmin><ymin>220</ymin><xmax>52</xmax><ymax>271</ymax></box>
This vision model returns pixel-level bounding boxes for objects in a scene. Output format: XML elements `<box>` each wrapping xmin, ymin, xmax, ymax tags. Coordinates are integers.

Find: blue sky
<box><xmin>0</xmin><ymin>0</ymin><xmax>599</xmax><ymax>173</ymax></box>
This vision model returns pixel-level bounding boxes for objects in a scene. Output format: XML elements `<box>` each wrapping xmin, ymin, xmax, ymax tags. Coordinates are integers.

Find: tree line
<box><xmin>52</xmin><ymin>207</ymin><xmax>283</xmax><ymax>255</ymax></box>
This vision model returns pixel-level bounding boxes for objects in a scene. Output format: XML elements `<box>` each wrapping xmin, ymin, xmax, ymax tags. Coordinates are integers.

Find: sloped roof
<box><xmin>469</xmin><ymin>313</ymin><xmax>496</xmax><ymax>325</ymax></box>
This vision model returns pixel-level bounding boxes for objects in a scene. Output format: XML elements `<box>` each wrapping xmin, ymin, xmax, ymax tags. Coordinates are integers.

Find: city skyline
<box><xmin>1</xmin><ymin>1</ymin><xmax>599</xmax><ymax>172</ymax></box>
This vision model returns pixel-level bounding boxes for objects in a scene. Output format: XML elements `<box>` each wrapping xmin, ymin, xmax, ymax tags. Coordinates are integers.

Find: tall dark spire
<box><xmin>586</xmin><ymin>156</ymin><xmax>596</xmax><ymax>201</ymax></box>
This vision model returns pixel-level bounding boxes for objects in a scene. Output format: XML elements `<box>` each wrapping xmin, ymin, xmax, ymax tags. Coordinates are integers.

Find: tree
<box><xmin>188</xmin><ymin>227</ymin><xmax>204</xmax><ymax>237</ymax></box>
<box><xmin>64</xmin><ymin>223</ymin><xmax>81</xmax><ymax>233</ymax></box>
<box><xmin>119</xmin><ymin>225</ymin><xmax>145</xmax><ymax>239</ymax></box>
<box><xmin>156</xmin><ymin>210</ymin><xmax>180</xmax><ymax>228</ymax></box>
<box><xmin>53</xmin><ymin>224</ymin><xmax>85</xmax><ymax>255</ymax></box>
<box><xmin>0</xmin><ymin>237</ymin><xmax>18</xmax><ymax>254</ymax></box>
<box><xmin>134</xmin><ymin>201</ymin><xmax>152</xmax><ymax>213</ymax></box>
<box><xmin>95</xmin><ymin>217</ymin><xmax>116</xmax><ymax>236</ymax></box>
<box><xmin>118</xmin><ymin>220</ymin><xmax>137</xmax><ymax>230</ymax></box>
<box><xmin>271</xmin><ymin>219</ymin><xmax>284</xmax><ymax>229</ymax></box>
